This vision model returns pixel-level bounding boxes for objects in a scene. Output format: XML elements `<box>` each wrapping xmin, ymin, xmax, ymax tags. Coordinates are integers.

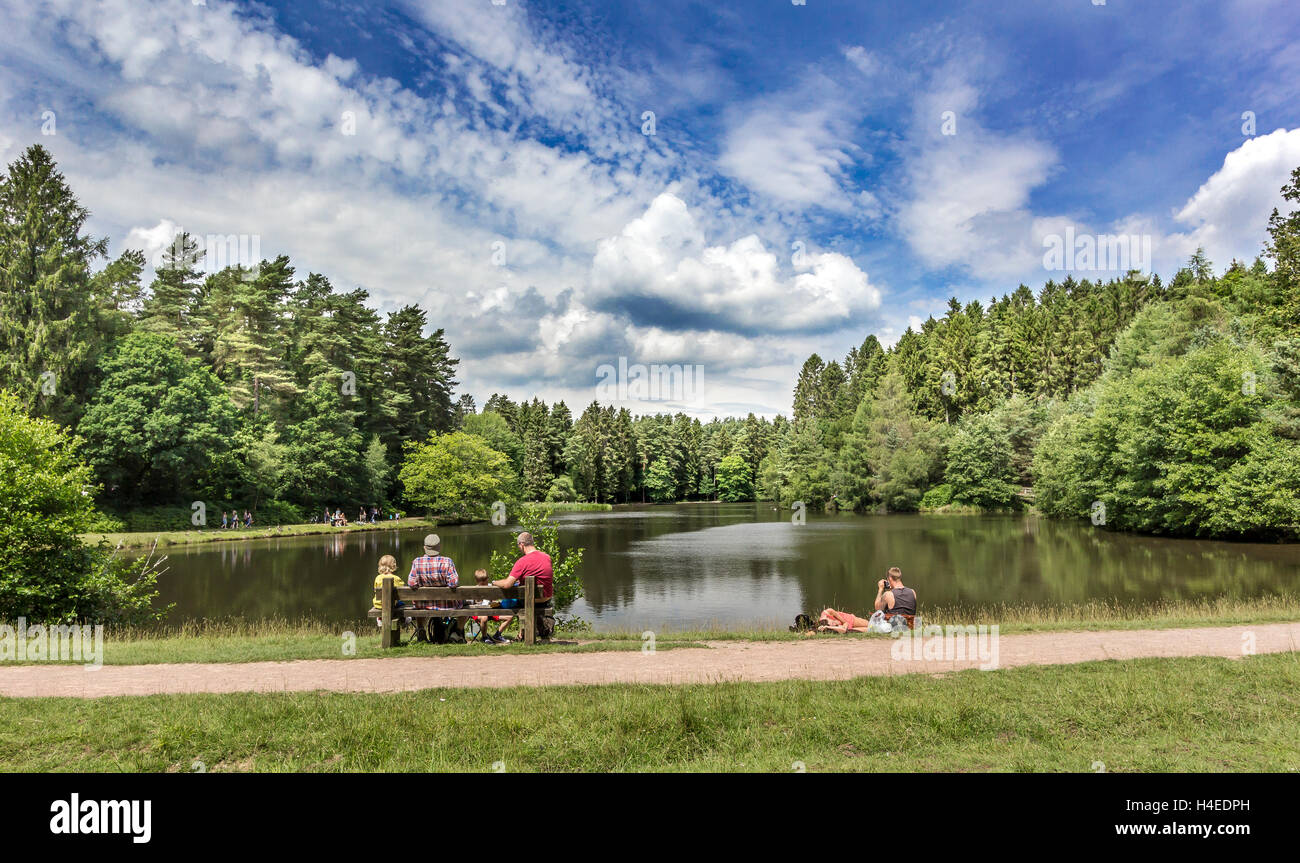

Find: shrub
<box><xmin>920</xmin><ymin>484</ymin><xmax>954</xmax><ymax>510</ymax></box>
<box><xmin>0</xmin><ymin>391</ymin><xmax>164</xmax><ymax>623</ymax></box>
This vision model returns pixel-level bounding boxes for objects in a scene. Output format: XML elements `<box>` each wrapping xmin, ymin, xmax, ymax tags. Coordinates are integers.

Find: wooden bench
<box><xmin>369</xmin><ymin>575</ymin><xmax>553</xmax><ymax>647</ymax></box>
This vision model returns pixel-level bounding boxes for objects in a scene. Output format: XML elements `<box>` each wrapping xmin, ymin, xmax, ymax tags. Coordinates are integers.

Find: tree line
<box><xmin>2</xmin><ymin>145</ymin><xmax>457</xmax><ymax>524</ymax></box>
<box><xmin>3</xmin><ymin>143</ymin><xmax>1298</xmax><ymax>542</ymax></box>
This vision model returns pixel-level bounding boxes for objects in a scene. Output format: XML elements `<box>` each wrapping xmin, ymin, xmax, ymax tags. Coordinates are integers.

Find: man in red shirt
<box><xmin>493</xmin><ymin>531</ymin><xmax>553</xmax><ymax>621</ymax></box>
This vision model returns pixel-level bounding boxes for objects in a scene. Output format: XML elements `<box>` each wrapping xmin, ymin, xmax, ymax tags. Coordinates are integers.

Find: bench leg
<box><xmin>380</xmin><ymin>579</ymin><xmax>395</xmax><ymax>648</ymax></box>
<box><xmin>524</xmin><ymin>576</ymin><xmax>536</xmax><ymax>646</ymax></box>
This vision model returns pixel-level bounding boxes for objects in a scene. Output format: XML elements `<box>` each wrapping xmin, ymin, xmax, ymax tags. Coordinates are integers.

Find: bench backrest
<box><xmin>376</xmin><ymin>582</ymin><xmax>546</xmax><ymax>602</ymax></box>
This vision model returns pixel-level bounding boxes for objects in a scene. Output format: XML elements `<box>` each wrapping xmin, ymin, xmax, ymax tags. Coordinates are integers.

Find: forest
<box><xmin>3</xmin><ymin>144</ymin><xmax>1299</xmax><ymax>542</ymax></box>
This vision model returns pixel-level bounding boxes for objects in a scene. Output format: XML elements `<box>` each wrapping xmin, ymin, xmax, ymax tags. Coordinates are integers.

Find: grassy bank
<box><xmin>6</xmin><ymin>594</ymin><xmax>1298</xmax><ymax>666</ymax></box>
<box><xmin>2</xmin><ymin>653</ymin><xmax>1296</xmax><ymax>771</ymax></box>
<box><xmin>81</xmin><ymin>502</ymin><xmax>613</xmax><ymax>549</ymax></box>
<box><xmin>80</xmin><ymin>516</ymin><xmax>437</xmax><ymax>549</ymax></box>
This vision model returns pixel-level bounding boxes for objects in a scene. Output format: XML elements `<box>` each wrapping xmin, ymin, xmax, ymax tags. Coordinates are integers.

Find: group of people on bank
<box><xmin>372</xmin><ymin>531</ymin><xmax>553</xmax><ymax>645</ymax></box>
<box><xmin>314</xmin><ymin>506</ymin><xmax>386</xmax><ymax>526</ymax></box>
<box><xmin>220</xmin><ymin>510</ymin><xmax>253</xmax><ymax>529</ymax></box>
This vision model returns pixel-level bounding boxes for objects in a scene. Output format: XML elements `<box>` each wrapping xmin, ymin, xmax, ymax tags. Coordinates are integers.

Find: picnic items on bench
<box><xmin>370</xmin><ymin>575</ymin><xmax>554</xmax><ymax>647</ymax></box>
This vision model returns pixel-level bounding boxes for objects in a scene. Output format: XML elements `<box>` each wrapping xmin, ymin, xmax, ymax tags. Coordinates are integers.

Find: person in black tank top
<box><xmin>874</xmin><ymin>567</ymin><xmax>917</xmax><ymax>623</ymax></box>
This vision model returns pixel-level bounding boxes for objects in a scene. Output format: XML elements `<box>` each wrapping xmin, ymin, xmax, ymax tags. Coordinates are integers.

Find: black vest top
<box><xmin>889</xmin><ymin>586</ymin><xmax>916</xmax><ymax>615</ymax></box>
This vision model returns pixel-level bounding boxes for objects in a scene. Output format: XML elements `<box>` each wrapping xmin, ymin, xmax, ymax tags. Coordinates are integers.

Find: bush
<box><xmin>0</xmin><ymin>391</ymin><xmax>164</xmax><ymax>624</ymax></box>
<box><xmin>253</xmin><ymin>499</ymin><xmax>305</xmax><ymax>526</ymax></box>
<box><xmin>489</xmin><ymin>504</ymin><xmax>585</xmax><ymax>611</ymax></box>
<box><xmin>919</xmin><ymin>484</ymin><xmax>954</xmax><ymax>510</ymax></box>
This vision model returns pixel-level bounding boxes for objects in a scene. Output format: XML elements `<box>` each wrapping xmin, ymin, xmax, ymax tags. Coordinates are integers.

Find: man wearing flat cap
<box><xmin>407</xmin><ymin>533</ymin><xmax>462</xmax><ymax>612</ymax></box>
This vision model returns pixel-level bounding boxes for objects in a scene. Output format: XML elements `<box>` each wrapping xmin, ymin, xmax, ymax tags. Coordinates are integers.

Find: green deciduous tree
<box><xmin>0</xmin><ymin>391</ymin><xmax>163</xmax><ymax>623</ymax></box>
<box><xmin>77</xmin><ymin>332</ymin><xmax>238</xmax><ymax>504</ymax></box>
<box><xmin>399</xmin><ymin>431</ymin><xmax>514</xmax><ymax>520</ymax></box>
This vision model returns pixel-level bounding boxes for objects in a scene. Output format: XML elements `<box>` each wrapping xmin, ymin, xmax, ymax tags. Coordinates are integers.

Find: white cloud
<box><xmin>1167</xmin><ymin>127</ymin><xmax>1300</xmax><ymax>267</ymax></box>
<box><xmin>843</xmin><ymin>46</ymin><xmax>882</xmax><ymax>77</ymax></box>
<box><xmin>590</xmin><ymin>193</ymin><xmax>880</xmax><ymax>335</ymax></box>
<box><xmin>717</xmin><ymin>106</ymin><xmax>859</xmax><ymax>211</ymax></box>
<box><xmin>897</xmin><ymin>72</ymin><xmax>1058</xmax><ymax>277</ymax></box>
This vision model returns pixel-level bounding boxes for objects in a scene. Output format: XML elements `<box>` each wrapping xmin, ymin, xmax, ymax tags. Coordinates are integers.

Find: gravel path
<box><xmin>1</xmin><ymin>622</ymin><xmax>1296</xmax><ymax>698</ymax></box>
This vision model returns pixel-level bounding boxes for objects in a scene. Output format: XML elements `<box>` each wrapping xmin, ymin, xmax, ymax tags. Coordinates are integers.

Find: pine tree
<box><xmin>791</xmin><ymin>354</ymin><xmax>825</xmax><ymax>423</ymax></box>
<box><xmin>0</xmin><ymin>144</ymin><xmax>107</xmax><ymax>424</ymax></box>
<box><xmin>139</xmin><ymin>232</ymin><xmax>204</xmax><ymax>347</ymax></box>
<box><xmin>211</xmin><ymin>255</ymin><xmax>300</xmax><ymax>413</ymax></box>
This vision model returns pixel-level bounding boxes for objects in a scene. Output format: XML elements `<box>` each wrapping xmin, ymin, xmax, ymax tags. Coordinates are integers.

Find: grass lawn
<box><xmin>6</xmin><ymin>593</ymin><xmax>1297</xmax><ymax>666</ymax></box>
<box><xmin>2</xmin><ymin>653</ymin><xmax>1296</xmax><ymax>772</ymax></box>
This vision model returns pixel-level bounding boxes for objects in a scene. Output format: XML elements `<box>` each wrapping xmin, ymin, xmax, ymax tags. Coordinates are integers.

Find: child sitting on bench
<box><xmin>373</xmin><ymin>555</ymin><xmax>405</xmax><ymax>628</ymax></box>
<box><xmin>469</xmin><ymin>568</ymin><xmax>514</xmax><ymax>644</ymax></box>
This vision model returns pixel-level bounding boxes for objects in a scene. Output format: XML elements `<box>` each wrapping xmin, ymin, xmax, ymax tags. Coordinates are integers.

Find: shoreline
<box><xmin>80</xmin><ymin>516</ymin><xmax>439</xmax><ymax>549</ymax></box>
<box><xmin>80</xmin><ymin>502</ymin><xmax>614</xmax><ymax>549</ymax></box>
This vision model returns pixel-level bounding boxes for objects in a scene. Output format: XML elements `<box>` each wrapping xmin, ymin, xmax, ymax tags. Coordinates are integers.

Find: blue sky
<box><xmin>1</xmin><ymin>0</ymin><xmax>1298</xmax><ymax>417</ymax></box>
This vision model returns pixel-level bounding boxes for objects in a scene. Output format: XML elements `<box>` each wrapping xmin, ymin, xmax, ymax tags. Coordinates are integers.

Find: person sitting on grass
<box><xmin>874</xmin><ymin>566</ymin><xmax>917</xmax><ymax>628</ymax></box>
<box><xmin>469</xmin><ymin>568</ymin><xmax>513</xmax><ymax>644</ymax></box>
<box><xmin>373</xmin><ymin>554</ymin><xmax>405</xmax><ymax>628</ymax></box>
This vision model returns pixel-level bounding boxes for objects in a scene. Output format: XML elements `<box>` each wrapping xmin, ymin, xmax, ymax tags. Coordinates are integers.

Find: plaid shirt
<box><xmin>408</xmin><ymin>554</ymin><xmax>462</xmax><ymax>609</ymax></box>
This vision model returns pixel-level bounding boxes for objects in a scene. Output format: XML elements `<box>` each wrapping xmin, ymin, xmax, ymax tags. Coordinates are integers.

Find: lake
<box><xmin>153</xmin><ymin>503</ymin><xmax>1300</xmax><ymax>629</ymax></box>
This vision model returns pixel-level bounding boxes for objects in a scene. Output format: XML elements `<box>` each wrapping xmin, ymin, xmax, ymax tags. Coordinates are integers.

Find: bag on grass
<box><xmin>790</xmin><ymin>613</ymin><xmax>818</xmax><ymax>633</ymax></box>
<box><xmin>867</xmin><ymin>610</ymin><xmax>893</xmax><ymax>634</ymax></box>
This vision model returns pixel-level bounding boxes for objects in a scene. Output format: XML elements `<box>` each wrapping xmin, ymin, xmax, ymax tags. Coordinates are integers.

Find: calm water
<box><xmin>153</xmin><ymin>504</ymin><xmax>1300</xmax><ymax>630</ymax></box>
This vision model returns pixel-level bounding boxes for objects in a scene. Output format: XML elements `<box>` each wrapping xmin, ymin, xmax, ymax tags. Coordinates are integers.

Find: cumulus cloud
<box><xmin>589</xmin><ymin>193</ymin><xmax>880</xmax><ymax>336</ymax></box>
<box><xmin>1166</xmin><ymin>127</ymin><xmax>1300</xmax><ymax>267</ymax></box>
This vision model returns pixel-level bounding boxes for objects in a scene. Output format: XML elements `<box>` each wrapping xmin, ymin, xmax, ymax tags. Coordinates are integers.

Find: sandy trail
<box><xmin>1</xmin><ymin>622</ymin><xmax>1296</xmax><ymax>699</ymax></box>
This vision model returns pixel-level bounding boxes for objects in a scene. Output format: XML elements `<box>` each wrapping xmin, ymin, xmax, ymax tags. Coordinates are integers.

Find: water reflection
<box><xmin>152</xmin><ymin>505</ymin><xmax>1300</xmax><ymax>629</ymax></box>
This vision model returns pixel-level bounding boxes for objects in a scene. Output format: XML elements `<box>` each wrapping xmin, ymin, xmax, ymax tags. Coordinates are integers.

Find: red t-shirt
<box><xmin>509</xmin><ymin>550</ymin><xmax>553</xmax><ymax>599</ymax></box>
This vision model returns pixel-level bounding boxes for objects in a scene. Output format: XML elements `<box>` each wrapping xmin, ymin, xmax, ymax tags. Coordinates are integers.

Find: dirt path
<box><xmin>2</xmin><ymin>622</ymin><xmax>1297</xmax><ymax>698</ymax></box>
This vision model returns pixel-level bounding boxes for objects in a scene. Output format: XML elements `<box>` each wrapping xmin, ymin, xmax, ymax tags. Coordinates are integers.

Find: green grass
<box><xmin>586</xmin><ymin>593</ymin><xmax>1300</xmax><ymax>639</ymax></box>
<box><xmin>4</xmin><ymin>618</ymin><xmax>702</xmax><ymax>665</ymax></box>
<box><xmin>539</xmin><ymin>502</ymin><xmax>615</xmax><ymax>512</ymax></box>
<box><xmin>10</xmin><ymin>593</ymin><xmax>1297</xmax><ymax>666</ymax></box>
<box><xmin>3</xmin><ymin>653</ymin><xmax>1297</xmax><ymax>771</ymax></box>
<box><xmin>81</xmin><ymin>517</ymin><xmax>437</xmax><ymax>549</ymax></box>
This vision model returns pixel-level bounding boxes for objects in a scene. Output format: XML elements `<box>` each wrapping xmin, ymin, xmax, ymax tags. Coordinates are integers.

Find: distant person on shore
<box><xmin>221</xmin><ymin>511</ymin><xmax>229</xmax><ymax>530</ymax></box>
<box><xmin>244</xmin><ymin>510</ymin><xmax>253</xmax><ymax>528</ymax></box>
<box><xmin>874</xmin><ymin>566</ymin><xmax>917</xmax><ymax>628</ymax></box>
<box><xmin>373</xmin><ymin>554</ymin><xmax>405</xmax><ymax>629</ymax></box>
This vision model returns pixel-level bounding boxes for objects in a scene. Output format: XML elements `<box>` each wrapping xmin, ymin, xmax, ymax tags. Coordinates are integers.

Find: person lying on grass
<box><xmin>815</xmin><ymin>608</ymin><xmax>873</xmax><ymax>634</ymax></box>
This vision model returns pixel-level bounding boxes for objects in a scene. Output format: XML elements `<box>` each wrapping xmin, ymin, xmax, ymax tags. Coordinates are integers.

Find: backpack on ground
<box><xmin>790</xmin><ymin>613</ymin><xmax>818</xmax><ymax>632</ymax></box>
